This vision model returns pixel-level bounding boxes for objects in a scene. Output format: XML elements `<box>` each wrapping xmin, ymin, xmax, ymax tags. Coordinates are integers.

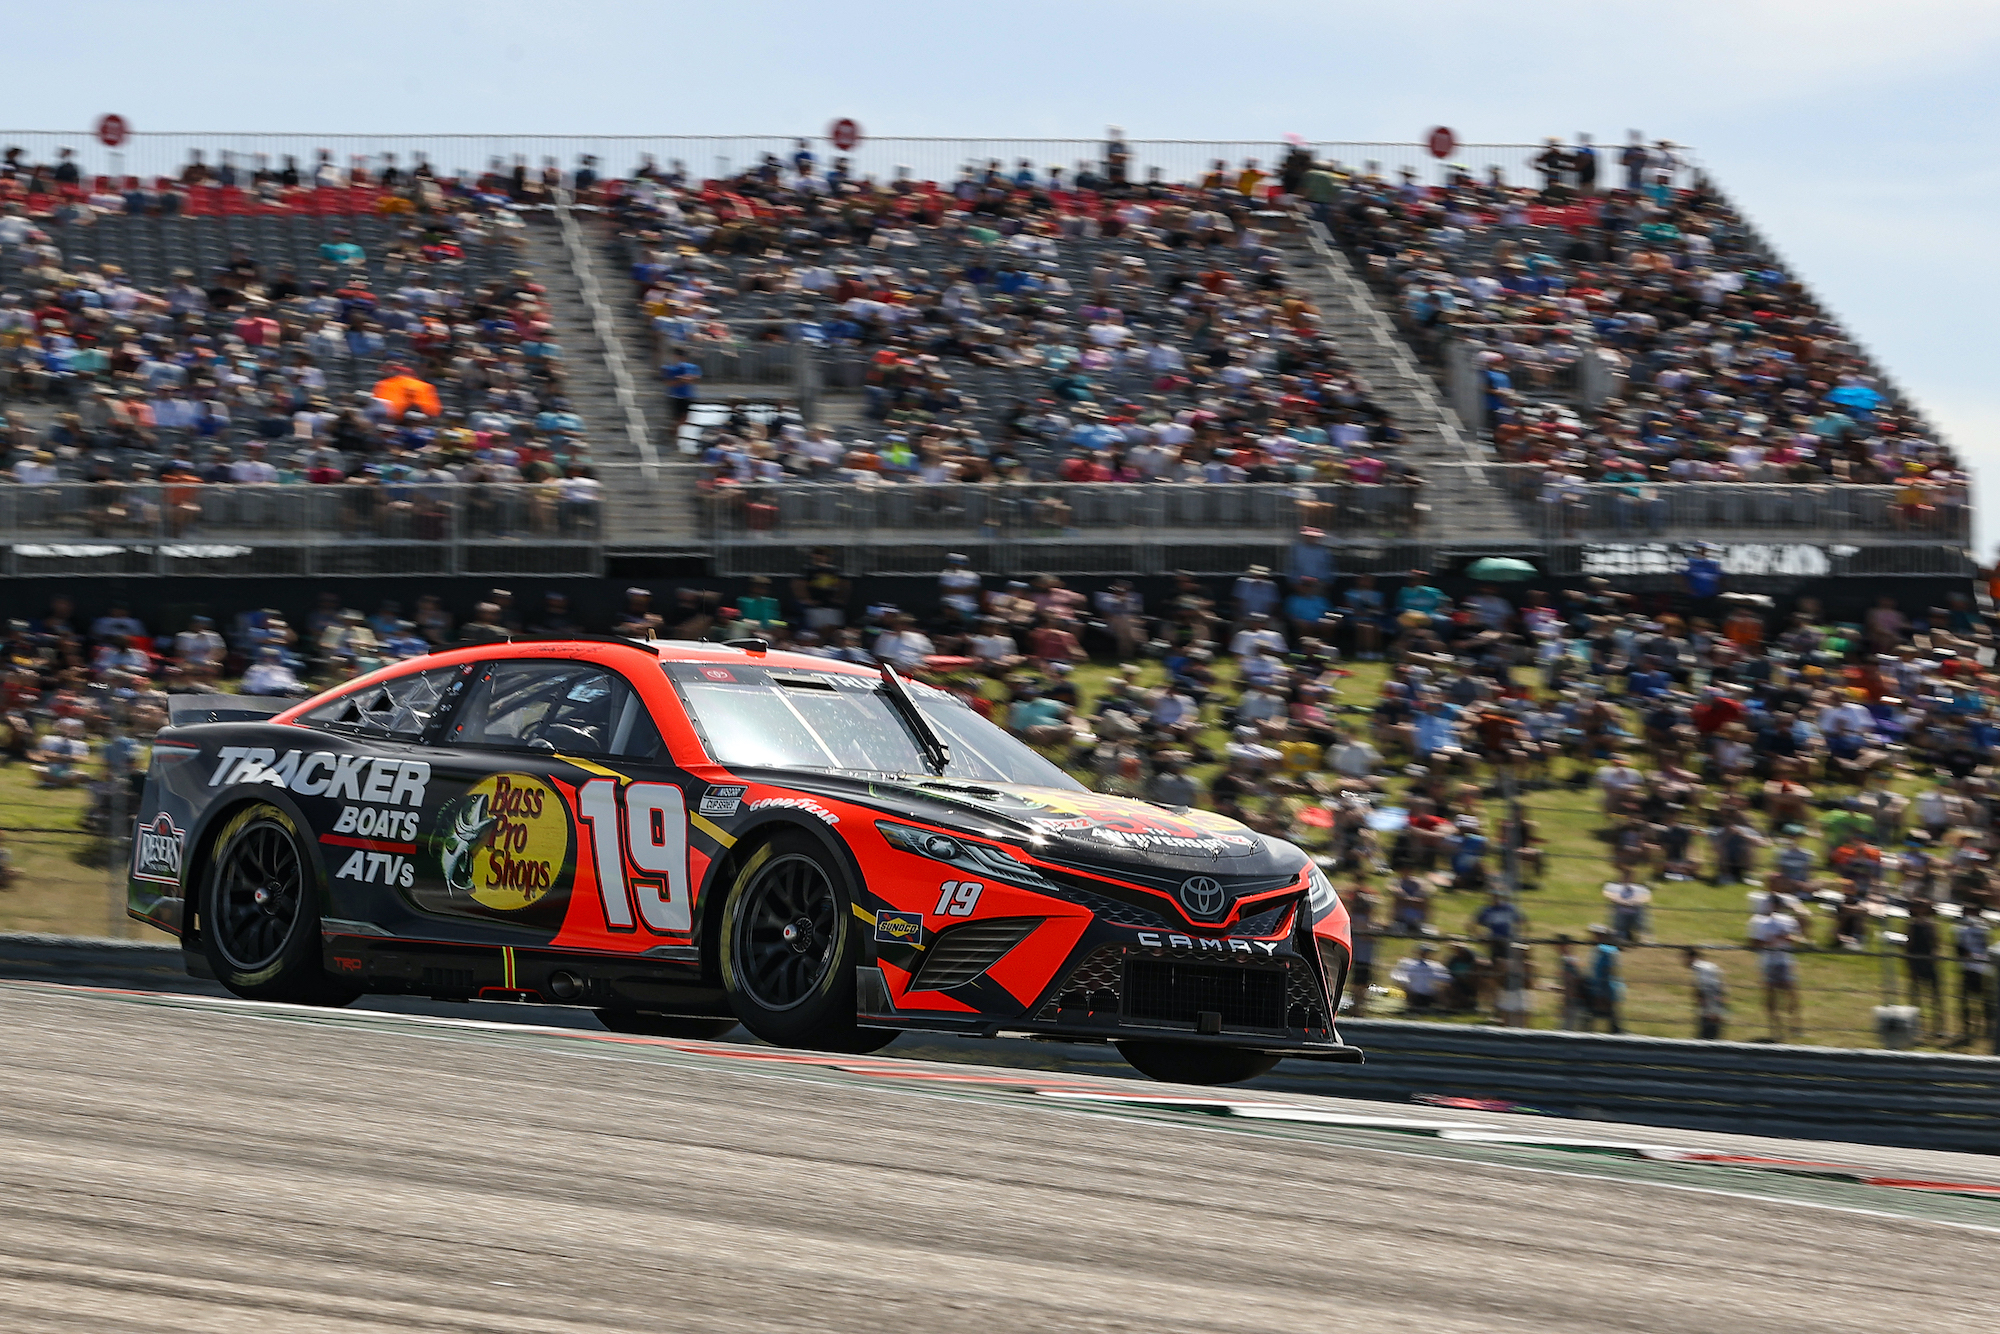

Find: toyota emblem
<box><xmin>1179</xmin><ymin>876</ymin><xmax>1225</xmax><ymax>918</ymax></box>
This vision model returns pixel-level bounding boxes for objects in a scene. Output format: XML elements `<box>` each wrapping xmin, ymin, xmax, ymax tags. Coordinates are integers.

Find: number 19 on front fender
<box><xmin>577</xmin><ymin>778</ymin><xmax>691</xmax><ymax>934</ymax></box>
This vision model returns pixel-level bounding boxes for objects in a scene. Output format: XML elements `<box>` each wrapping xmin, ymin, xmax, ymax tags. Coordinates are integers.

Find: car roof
<box><xmin>270</xmin><ymin>637</ymin><xmax>881</xmax><ymax>725</ymax></box>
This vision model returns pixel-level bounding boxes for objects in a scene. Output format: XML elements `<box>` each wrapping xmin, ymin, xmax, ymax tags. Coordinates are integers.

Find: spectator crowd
<box><xmin>8</xmin><ymin>549</ymin><xmax>1998</xmax><ymax>1048</ymax></box>
<box><xmin>605</xmin><ymin>138</ymin><xmax>1426</xmax><ymax>492</ymax></box>
<box><xmin>0</xmin><ymin>147</ymin><xmax>604</xmax><ymax>527</ymax></box>
<box><xmin>1312</xmin><ymin>133</ymin><xmax>1965</xmax><ymax>517</ymax></box>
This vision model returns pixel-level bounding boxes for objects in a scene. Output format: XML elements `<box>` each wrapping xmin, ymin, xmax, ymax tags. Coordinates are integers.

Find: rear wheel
<box><xmin>719</xmin><ymin>830</ymin><xmax>896</xmax><ymax>1054</ymax></box>
<box><xmin>594</xmin><ymin>1010</ymin><xmax>739</xmax><ymax>1040</ymax></box>
<box><xmin>200</xmin><ymin>802</ymin><xmax>358</xmax><ymax>1006</ymax></box>
<box><xmin>1116</xmin><ymin>1041</ymin><xmax>1280</xmax><ymax>1086</ymax></box>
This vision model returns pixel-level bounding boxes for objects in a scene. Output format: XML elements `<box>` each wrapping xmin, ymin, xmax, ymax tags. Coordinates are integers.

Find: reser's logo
<box><xmin>132</xmin><ymin>813</ymin><xmax>185</xmax><ymax>885</ymax></box>
<box><xmin>1179</xmin><ymin>875</ymin><xmax>1225</xmax><ymax>918</ymax></box>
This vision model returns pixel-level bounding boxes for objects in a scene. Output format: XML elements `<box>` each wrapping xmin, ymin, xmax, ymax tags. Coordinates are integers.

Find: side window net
<box><xmin>301</xmin><ymin>667</ymin><xmax>456</xmax><ymax>740</ymax></box>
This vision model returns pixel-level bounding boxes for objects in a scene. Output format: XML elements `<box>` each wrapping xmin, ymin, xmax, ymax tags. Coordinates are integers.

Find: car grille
<box><xmin>909</xmin><ymin>918</ymin><xmax>1041</xmax><ymax>991</ymax></box>
<box><xmin>1042</xmin><ymin>872</ymin><xmax>1177</xmax><ymax>927</ymax></box>
<box><xmin>1289</xmin><ymin>956</ymin><xmax>1332</xmax><ymax>1030</ymax></box>
<box><xmin>1231</xmin><ymin>901</ymin><xmax>1294</xmax><ymax>936</ymax></box>
<box><xmin>1121</xmin><ymin>959</ymin><xmax>1287</xmax><ymax>1031</ymax></box>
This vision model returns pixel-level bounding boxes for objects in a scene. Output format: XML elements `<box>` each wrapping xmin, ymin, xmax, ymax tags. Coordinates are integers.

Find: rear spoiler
<box><xmin>166</xmin><ymin>694</ymin><xmax>296</xmax><ymax>728</ymax></box>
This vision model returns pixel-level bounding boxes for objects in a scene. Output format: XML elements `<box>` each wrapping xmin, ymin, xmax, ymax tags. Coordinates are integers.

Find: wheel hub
<box><xmin>782</xmin><ymin>918</ymin><xmax>815</xmax><ymax>953</ymax></box>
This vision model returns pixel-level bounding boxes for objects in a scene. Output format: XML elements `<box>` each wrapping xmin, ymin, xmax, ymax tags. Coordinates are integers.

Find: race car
<box><xmin>129</xmin><ymin>636</ymin><xmax>1359</xmax><ymax>1084</ymax></box>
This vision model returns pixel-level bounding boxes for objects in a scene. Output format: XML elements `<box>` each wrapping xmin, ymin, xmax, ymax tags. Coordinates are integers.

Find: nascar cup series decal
<box><xmin>435</xmin><ymin>774</ymin><xmax>573</xmax><ymax>911</ymax></box>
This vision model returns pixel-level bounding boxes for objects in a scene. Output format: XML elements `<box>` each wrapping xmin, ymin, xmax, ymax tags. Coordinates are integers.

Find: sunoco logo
<box><xmin>1179</xmin><ymin>876</ymin><xmax>1225</xmax><ymax>919</ymax></box>
<box><xmin>133</xmin><ymin>814</ymin><xmax>185</xmax><ymax>885</ymax></box>
<box><xmin>874</xmin><ymin>912</ymin><xmax>924</xmax><ymax>945</ymax></box>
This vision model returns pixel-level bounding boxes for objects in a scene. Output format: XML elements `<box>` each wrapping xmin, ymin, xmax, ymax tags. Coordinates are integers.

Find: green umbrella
<box><xmin>1465</xmin><ymin>557</ymin><xmax>1539</xmax><ymax>581</ymax></box>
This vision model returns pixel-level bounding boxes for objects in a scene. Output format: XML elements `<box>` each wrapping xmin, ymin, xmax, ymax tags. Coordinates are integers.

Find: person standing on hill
<box><xmin>1585</xmin><ymin>925</ymin><xmax>1624</xmax><ymax>1033</ymax></box>
<box><xmin>1684</xmin><ymin>946</ymin><xmax>1727</xmax><ymax>1041</ymax></box>
<box><xmin>1748</xmin><ymin>899</ymin><xmax>1804</xmax><ymax>1043</ymax></box>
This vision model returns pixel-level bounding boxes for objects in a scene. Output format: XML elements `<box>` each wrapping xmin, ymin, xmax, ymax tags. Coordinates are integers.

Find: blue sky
<box><xmin>10</xmin><ymin>0</ymin><xmax>1997</xmax><ymax>544</ymax></box>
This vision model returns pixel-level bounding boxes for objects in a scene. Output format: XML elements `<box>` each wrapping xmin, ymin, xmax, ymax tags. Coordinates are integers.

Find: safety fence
<box><xmin>0</xmin><ymin>482</ymin><xmax>604</xmax><ymax>577</ymax></box>
<box><xmin>1489</xmin><ymin>475</ymin><xmax>1973</xmax><ymax>543</ymax></box>
<box><xmin>696</xmin><ymin>481</ymin><xmax>1427</xmax><ymax>542</ymax></box>
<box><xmin>3</xmin><ymin>476</ymin><xmax>1971</xmax><ymax>582</ymax></box>
<box><xmin>1315</xmin><ymin>1019</ymin><xmax>2000</xmax><ymax>1154</ymax></box>
<box><xmin>1353</xmin><ymin>930</ymin><xmax>1993</xmax><ymax>1052</ymax></box>
<box><xmin>0</xmin><ymin>133</ymin><xmax>1600</xmax><ymax>198</ymax></box>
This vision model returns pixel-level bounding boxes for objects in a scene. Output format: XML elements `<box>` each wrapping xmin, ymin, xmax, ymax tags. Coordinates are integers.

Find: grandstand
<box><xmin>0</xmin><ymin>132</ymin><xmax>1971</xmax><ymax>605</ymax></box>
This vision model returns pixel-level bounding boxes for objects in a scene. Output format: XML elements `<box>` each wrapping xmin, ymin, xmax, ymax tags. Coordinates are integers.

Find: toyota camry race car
<box><xmin>129</xmin><ymin>637</ymin><xmax>1359</xmax><ymax>1083</ymax></box>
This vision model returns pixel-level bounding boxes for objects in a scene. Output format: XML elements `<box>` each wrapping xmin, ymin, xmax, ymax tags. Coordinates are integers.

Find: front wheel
<box><xmin>594</xmin><ymin>1010</ymin><xmax>739</xmax><ymax>1040</ymax></box>
<box><xmin>719</xmin><ymin>830</ymin><xmax>897</xmax><ymax>1054</ymax></box>
<box><xmin>1116</xmin><ymin>1041</ymin><xmax>1280</xmax><ymax>1086</ymax></box>
<box><xmin>200</xmin><ymin>802</ymin><xmax>358</xmax><ymax>1006</ymax></box>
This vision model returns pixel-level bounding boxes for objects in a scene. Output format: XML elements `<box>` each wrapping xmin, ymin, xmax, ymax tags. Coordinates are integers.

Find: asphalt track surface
<box><xmin>1</xmin><ymin>983</ymin><xmax>1995</xmax><ymax>1333</ymax></box>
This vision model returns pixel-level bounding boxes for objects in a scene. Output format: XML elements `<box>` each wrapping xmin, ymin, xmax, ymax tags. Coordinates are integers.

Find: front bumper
<box><xmin>857</xmin><ymin>961</ymin><xmax>1364</xmax><ymax>1063</ymax></box>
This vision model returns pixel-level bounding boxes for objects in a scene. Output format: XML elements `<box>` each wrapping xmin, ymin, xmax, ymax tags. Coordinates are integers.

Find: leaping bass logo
<box><xmin>132</xmin><ymin>813</ymin><xmax>185</xmax><ymax>885</ymax></box>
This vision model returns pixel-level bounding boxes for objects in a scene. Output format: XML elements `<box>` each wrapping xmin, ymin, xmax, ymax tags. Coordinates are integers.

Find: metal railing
<box><xmin>1488</xmin><ymin>473</ymin><xmax>1973</xmax><ymax>542</ymax></box>
<box><xmin>0</xmin><ymin>482</ymin><xmax>603</xmax><ymax>577</ymax></box>
<box><xmin>696</xmin><ymin>481</ymin><xmax>1427</xmax><ymax>541</ymax></box>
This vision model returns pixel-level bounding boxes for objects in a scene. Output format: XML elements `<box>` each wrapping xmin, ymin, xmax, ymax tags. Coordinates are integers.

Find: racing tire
<box><xmin>199</xmin><ymin>802</ymin><xmax>359</xmax><ymax>1007</ymax></box>
<box><xmin>718</xmin><ymin>829</ymin><xmax>897</xmax><ymax>1054</ymax></box>
<box><xmin>1116</xmin><ymin>1041</ymin><xmax>1281</xmax><ymax>1086</ymax></box>
<box><xmin>594</xmin><ymin>1010</ymin><xmax>740</xmax><ymax>1040</ymax></box>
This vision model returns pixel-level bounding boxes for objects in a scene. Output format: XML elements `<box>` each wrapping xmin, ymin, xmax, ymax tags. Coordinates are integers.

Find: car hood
<box><xmin>748</xmin><ymin>771</ymin><xmax>1304</xmax><ymax>880</ymax></box>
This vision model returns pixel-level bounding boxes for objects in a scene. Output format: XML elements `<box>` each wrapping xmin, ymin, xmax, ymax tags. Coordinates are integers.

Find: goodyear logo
<box><xmin>438</xmin><ymin>774</ymin><xmax>572</xmax><ymax>912</ymax></box>
<box><xmin>874</xmin><ymin>912</ymin><xmax>924</xmax><ymax>946</ymax></box>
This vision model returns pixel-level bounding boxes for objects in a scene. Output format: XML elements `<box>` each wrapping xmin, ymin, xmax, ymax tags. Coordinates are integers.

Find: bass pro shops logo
<box><xmin>1179</xmin><ymin>876</ymin><xmax>1226</xmax><ymax>919</ymax></box>
<box><xmin>436</xmin><ymin>773</ymin><xmax>572</xmax><ymax>912</ymax></box>
<box><xmin>132</xmin><ymin>813</ymin><xmax>185</xmax><ymax>886</ymax></box>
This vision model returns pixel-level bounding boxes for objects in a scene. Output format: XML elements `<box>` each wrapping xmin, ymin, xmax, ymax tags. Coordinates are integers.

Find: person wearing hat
<box><xmin>937</xmin><ymin>553</ymin><xmax>981</xmax><ymax>619</ymax></box>
<box><xmin>1287</xmin><ymin>525</ymin><xmax>1334</xmax><ymax>588</ymax></box>
<box><xmin>1231</xmin><ymin>564</ymin><xmax>1280</xmax><ymax>626</ymax></box>
<box><xmin>612</xmin><ymin>587</ymin><xmax>662</xmax><ymax>639</ymax></box>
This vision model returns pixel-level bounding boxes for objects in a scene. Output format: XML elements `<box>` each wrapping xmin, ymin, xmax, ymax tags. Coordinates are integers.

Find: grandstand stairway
<box><xmin>519</xmin><ymin>219</ymin><xmax>641</xmax><ymax>467</ymax></box>
<box><xmin>1271</xmin><ymin>217</ymin><xmax>1533</xmax><ymax>548</ymax></box>
<box><xmin>520</xmin><ymin>218</ymin><xmax>706</xmax><ymax>551</ymax></box>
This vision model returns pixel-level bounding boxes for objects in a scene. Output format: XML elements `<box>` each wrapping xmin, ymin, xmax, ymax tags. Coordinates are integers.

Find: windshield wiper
<box><xmin>874</xmin><ymin>657</ymin><xmax>951</xmax><ymax>776</ymax></box>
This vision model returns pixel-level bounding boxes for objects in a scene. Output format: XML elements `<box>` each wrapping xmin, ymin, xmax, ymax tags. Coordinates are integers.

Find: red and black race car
<box><xmin>129</xmin><ymin>637</ymin><xmax>1358</xmax><ymax>1084</ymax></box>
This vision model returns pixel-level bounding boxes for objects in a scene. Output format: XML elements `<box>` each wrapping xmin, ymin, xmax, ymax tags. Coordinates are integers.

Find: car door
<box><xmin>411</xmin><ymin>656</ymin><xmax>679</xmax><ymax>947</ymax></box>
<box><xmin>290</xmin><ymin>661</ymin><xmax>468</xmax><ymax>928</ymax></box>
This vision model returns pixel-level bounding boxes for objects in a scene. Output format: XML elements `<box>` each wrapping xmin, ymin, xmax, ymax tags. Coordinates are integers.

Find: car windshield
<box><xmin>666</xmin><ymin>662</ymin><xmax>1082</xmax><ymax>789</ymax></box>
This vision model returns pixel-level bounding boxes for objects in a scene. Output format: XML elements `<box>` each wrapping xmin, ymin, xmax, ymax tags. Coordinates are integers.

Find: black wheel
<box><xmin>1116</xmin><ymin>1041</ymin><xmax>1281</xmax><ymax>1086</ymax></box>
<box><xmin>594</xmin><ymin>1010</ymin><xmax>739</xmax><ymax>1040</ymax></box>
<box><xmin>719</xmin><ymin>830</ymin><xmax>896</xmax><ymax>1053</ymax></box>
<box><xmin>200</xmin><ymin>802</ymin><xmax>357</xmax><ymax>1006</ymax></box>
